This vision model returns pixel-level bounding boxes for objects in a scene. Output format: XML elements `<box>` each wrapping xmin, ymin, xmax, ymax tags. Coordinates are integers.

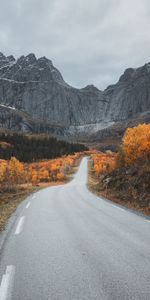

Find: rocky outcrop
<box><xmin>0</xmin><ymin>52</ymin><xmax>150</xmax><ymax>137</ymax></box>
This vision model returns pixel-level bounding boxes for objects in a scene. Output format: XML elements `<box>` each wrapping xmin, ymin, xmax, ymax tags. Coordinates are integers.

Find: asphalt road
<box><xmin>0</xmin><ymin>157</ymin><xmax>150</xmax><ymax>300</ymax></box>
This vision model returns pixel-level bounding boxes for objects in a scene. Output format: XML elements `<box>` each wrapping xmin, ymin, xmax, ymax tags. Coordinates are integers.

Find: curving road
<box><xmin>0</xmin><ymin>157</ymin><xmax>150</xmax><ymax>299</ymax></box>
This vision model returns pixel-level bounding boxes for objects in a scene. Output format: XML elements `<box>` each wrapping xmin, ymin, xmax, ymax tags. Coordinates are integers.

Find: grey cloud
<box><xmin>0</xmin><ymin>0</ymin><xmax>150</xmax><ymax>89</ymax></box>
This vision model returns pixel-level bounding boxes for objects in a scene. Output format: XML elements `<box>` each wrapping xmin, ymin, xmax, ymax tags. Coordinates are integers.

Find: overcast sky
<box><xmin>0</xmin><ymin>0</ymin><xmax>150</xmax><ymax>89</ymax></box>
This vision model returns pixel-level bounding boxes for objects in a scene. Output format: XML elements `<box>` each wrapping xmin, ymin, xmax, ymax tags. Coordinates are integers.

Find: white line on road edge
<box><xmin>114</xmin><ymin>205</ymin><xmax>125</xmax><ymax>212</ymax></box>
<box><xmin>15</xmin><ymin>216</ymin><xmax>25</xmax><ymax>235</ymax></box>
<box><xmin>0</xmin><ymin>265</ymin><xmax>15</xmax><ymax>300</ymax></box>
<box><xmin>26</xmin><ymin>202</ymin><xmax>31</xmax><ymax>209</ymax></box>
<box><xmin>32</xmin><ymin>195</ymin><xmax>36</xmax><ymax>199</ymax></box>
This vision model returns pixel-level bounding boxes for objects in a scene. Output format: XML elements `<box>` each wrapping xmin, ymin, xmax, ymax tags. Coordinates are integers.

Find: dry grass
<box><xmin>0</xmin><ymin>182</ymin><xmax>65</xmax><ymax>232</ymax></box>
<box><xmin>0</xmin><ymin>186</ymin><xmax>33</xmax><ymax>231</ymax></box>
<box><xmin>88</xmin><ymin>159</ymin><xmax>150</xmax><ymax>216</ymax></box>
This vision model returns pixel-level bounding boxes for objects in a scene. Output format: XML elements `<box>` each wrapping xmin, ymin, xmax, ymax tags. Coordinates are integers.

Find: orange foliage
<box><xmin>122</xmin><ymin>123</ymin><xmax>150</xmax><ymax>166</ymax></box>
<box><xmin>39</xmin><ymin>170</ymin><xmax>49</xmax><ymax>182</ymax></box>
<box><xmin>31</xmin><ymin>170</ymin><xmax>38</xmax><ymax>185</ymax></box>
<box><xmin>0</xmin><ymin>157</ymin><xmax>26</xmax><ymax>186</ymax></box>
<box><xmin>92</xmin><ymin>124</ymin><xmax>150</xmax><ymax>175</ymax></box>
<box><xmin>30</xmin><ymin>152</ymin><xmax>82</xmax><ymax>184</ymax></box>
<box><xmin>9</xmin><ymin>157</ymin><xmax>25</xmax><ymax>184</ymax></box>
<box><xmin>92</xmin><ymin>151</ymin><xmax>117</xmax><ymax>176</ymax></box>
<box><xmin>0</xmin><ymin>160</ymin><xmax>7</xmax><ymax>185</ymax></box>
<box><xmin>56</xmin><ymin>172</ymin><xmax>65</xmax><ymax>181</ymax></box>
<box><xmin>0</xmin><ymin>152</ymin><xmax>82</xmax><ymax>187</ymax></box>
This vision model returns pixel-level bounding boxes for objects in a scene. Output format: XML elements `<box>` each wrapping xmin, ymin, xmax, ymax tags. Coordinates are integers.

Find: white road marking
<box><xmin>114</xmin><ymin>205</ymin><xmax>125</xmax><ymax>212</ymax></box>
<box><xmin>146</xmin><ymin>220</ymin><xmax>150</xmax><ymax>223</ymax></box>
<box><xmin>32</xmin><ymin>195</ymin><xmax>36</xmax><ymax>199</ymax></box>
<box><xmin>26</xmin><ymin>202</ymin><xmax>31</xmax><ymax>209</ymax></box>
<box><xmin>0</xmin><ymin>265</ymin><xmax>15</xmax><ymax>300</ymax></box>
<box><xmin>15</xmin><ymin>216</ymin><xmax>25</xmax><ymax>235</ymax></box>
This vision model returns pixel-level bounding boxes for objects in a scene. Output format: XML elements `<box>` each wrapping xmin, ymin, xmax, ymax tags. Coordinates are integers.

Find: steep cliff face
<box><xmin>104</xmin><ymin>64</ymin><xmax>150</xmax><ymax>121</ymax></box>
<box><xmin>0</xmin><ymin>53</ymin><xmax>105</xmax><ymax>127</ymax></box>
<box><xmin>0</xmin><ymin>52</ymin><xmax>150</xmax><ymax>136</ymax></box>
<box><xmin>0</xmin><ymin>104</ymin><xmax>66</xmax><ymax>136</ymax></box>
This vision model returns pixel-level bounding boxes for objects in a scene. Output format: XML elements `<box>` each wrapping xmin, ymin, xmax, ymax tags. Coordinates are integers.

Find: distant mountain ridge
<box><xmin>0</xmin><ymin>52</ymin><xmax>150</xmax><ymax>138</ymax></box>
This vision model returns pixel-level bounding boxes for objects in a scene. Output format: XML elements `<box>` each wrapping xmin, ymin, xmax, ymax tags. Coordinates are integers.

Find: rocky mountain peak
<box><xmin>37</xmin><ymin>56</ymin><xmax>53</xmax><ymax>65</ymax></box>
<box><xmin>0</xmin><ymin>53</ymin><xmax>15</xmax><ymax>63</ymax></box>
<box><xmin>16</xmin><ymin>54</ymin><xmax>53</xmax><ymax>69</ymax></box>
<box><xmin>0</xmin><ymin>52</ymin><xmax>15</xmax><ymax>68</ymax></box>
<box><xmin>119</xmin><ymin>68</ymin><xmax>136</xmax><ymax>83</ymax></box>
<box><xmin>0</xmin><ymin>53</ymin><xmax>150</xmax><ymax>134</ymax></box>
<box><xmin>17</xmin><ymin>55</ymin><xmax>25</xmax><ymax>63</ymax></box>
<box><xmin>0</xmin><ymin>52</ymin><xmax>66</xmax><ymax>84</ymax></box>
<box><xmin>0</xmin><ymin>52</ymin><xmax>5</xmax><ymax>59</ymax></box>
<box><xmin>17</xmin><ymin>53</ymin><xmax>37</xmax><ymax>66</ymax></box>
<box><xmin>25</xmin><ymin>53</ymin><xmax>37</xmax><ymax>63</ymax></box>
<box><xmin>119</xmin><ymin>63</ymin><xmax>150</xmax><ymax>84</ymax></box>
<box><xmin>143</xmin><ymin>62</ymin><xmax>150</xmax><ymax>74</ymax></box>
<box><xmin>82</xmin><ymin>84</ymin><xmax>100</xmax><ymax>93</ymax></box>
<box><xmin>7</xmin><ymin>55</ymin><xmax>15</xmax><ymax>62</ymax></box>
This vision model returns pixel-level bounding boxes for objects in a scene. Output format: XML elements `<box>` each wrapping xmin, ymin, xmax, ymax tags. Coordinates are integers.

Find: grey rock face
<box><xmin>0</xmin><ymin>53</ymin><xmax>106</xmax><ymax>127</ymax></box>
<box><xmin>104</xmin><ymin>63</ymin><xmax>150</xmax><ymax>121</ymax></box>
<box><xmin>0</xmin><ymin>105</ymin><xmax>66</xmax><ymax>137</ymax></box>
<box><xmin>0</xmin><ymin>52</ymin><xmax>150</xmax><ymax>136</ymax></box>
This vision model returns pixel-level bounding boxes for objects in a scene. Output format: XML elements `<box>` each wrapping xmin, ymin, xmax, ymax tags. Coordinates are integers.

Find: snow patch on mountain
<box><xmin>67</xmin><ymin>122</ymin><xmax>114</xmax><ymax>136</ymax></box>
<box><xmin>0</xmin><ymin>104</ymin><xmax>16</xmax><ymax>110</ymax></box>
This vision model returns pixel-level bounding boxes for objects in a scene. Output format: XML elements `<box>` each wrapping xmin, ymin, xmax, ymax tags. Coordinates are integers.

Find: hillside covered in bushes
<box><xmin>90</xmin><ymin>123</ymin><xmax>150</xmax><ymax>215</ymax></box>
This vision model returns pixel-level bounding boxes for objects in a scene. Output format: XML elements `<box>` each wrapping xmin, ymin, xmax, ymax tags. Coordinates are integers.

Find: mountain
<box><xmin>0</xmin><ymin>52</ymin><xmax>150</xmax><ymax>138</ymax></box>
<box><xmin>103</xmin><ymin>64</ymin><xmax>150</xmax><ymax>121</ymax></box>
<box><xmin>0</xmin><ymin>53</ymin><xmax>105</xmax><ymax>129</ymax></box>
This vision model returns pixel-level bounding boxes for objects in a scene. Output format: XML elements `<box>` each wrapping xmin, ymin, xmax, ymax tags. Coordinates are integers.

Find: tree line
<box><xmin>0</xmin><ymin>132</ymin><xmax>87</xmax><ymax>162</ymax></box>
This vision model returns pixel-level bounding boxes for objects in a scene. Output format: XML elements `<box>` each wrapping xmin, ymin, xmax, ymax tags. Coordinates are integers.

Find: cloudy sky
<box><xmin>0</xmin><ymin>0</ymin><xmax>150</xmax><ymax>89</ymax></box>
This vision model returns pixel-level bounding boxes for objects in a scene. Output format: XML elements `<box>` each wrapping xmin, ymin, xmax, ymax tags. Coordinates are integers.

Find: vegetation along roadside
<box><xmin>88</xmin><ymin>123</ymin><xmax>150</xmax><ymax>216</ymax></box>
<box><xmin>0</xmin><ymin>149</ymin><xmax>86</xmax><ymax>231</ymax></box>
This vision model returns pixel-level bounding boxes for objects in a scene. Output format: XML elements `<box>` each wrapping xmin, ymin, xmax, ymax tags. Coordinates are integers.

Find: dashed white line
<box><xmin>26</xmin><ymin>202</ymin><xmax>31</xmax><ymax>209</ymax></box>
<box><xmin>15</xmin><ymin>216</ymin><xmax>25</xmax><ymax>235</ymax></box>
<box><xmin>0</xmin><ymin>265</ymin><xmax>15</xmax><ymax>300</ymax></box>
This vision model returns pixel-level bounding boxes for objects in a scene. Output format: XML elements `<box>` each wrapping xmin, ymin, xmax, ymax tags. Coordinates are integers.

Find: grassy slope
<box><xmin>88</xmin><ymin>159</ymin><xmax>150</xmax><ymax>216</ymax></box>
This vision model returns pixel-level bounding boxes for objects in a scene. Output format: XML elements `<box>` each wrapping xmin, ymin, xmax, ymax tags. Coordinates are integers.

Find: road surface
<box><xmin>0</xmin><ymin>157</ymin><xmax>150</xmax><ymax>299</ymax></box>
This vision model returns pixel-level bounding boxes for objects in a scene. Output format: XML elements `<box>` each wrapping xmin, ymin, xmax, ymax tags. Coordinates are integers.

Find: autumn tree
<box><xmin>56</xmin><ymin>172</ymin><xmax>65</xmax><ymax>181</ymax></box>
<box><xmin>122</xmin><ymin>123</ymin><xmax>150</xmax><ymax>166</ymax></box>
<box><xmin>39</xmin><ymin>170</ymin><xmax>49</xmax><ymax>182</ymax></box>
<box><xmin>31</xmin><ymin>170</ymin><xmax>38</xmax><ymax>186</ymax></box>
<box><xmin>92</xmin><ymin>152</ymin><xmax>117</xmax><ymax>176</ymax></box>
<box><xmin>9</xmin><ymin>157</ymin><xmax>25</xmax><ymax>185</ymax></box>
<box><xmin>0</xmin><ymin>160</ymin><xmax>7</xmax><ymax>186</ymax></box>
